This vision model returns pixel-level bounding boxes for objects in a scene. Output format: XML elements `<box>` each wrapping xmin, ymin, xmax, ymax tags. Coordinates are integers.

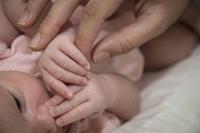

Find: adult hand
<box><xmin>91</xmin><ymin>0</ymin><xmax>190</xmax><ymax>63</ymax></box>
<box><xmin>17</xmin><ymin>0</ymin><xmax>125</xmax><ymax>54</ymax></box>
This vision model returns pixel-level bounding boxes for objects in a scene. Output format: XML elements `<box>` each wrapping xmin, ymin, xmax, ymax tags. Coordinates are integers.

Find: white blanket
<box><xmin>113</xmin><ymin>45</ymin><xmax>200</xmax><ymax>133</ymax></box>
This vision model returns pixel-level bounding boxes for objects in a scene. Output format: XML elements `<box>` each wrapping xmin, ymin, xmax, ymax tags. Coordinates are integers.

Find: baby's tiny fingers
<box><xmin>55</xmin><ymin>102</ymin><xmax>95</xmax><ymax>127</ymax></box>
<box><xmin>45</xmin><ymin>59</ymin><xmax>88</xmax><ymax>86</ymax></box>
<box><xmin>49</xmin><ymin>91</ymin><xmax>86</xmax><ymax>117</ymax></box>
<box><xmin>60</xmin><ymin>41</ymin><xmax>90</xmax><ymax>70</ymax></box>
<box><xmin>41</xmin><ymin>68</ymin><xmax>73</xmax><ymax>98</ymax></box>
<box><xmin>53</xmin><ymin>51</ymin><xmax>88</xmax><ymax>76</ymax></box>
<box><xmin>45</xmin><ymin>95</ymin><xmax>65</xmax><ymax>107</ymax></box>
<box><xmin>68</xmin><ymin>85</ymin><xmax>83</xmax><ymax>94</ymax></box>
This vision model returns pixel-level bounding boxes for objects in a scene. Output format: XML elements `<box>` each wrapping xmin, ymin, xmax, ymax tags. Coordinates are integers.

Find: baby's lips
<box><xmin>0</xmin><ymin>41</ymin><xmax>8</xmax><ymax>55</ymax></box>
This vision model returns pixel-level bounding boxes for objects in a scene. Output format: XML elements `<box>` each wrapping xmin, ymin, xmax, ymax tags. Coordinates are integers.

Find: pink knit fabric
<box><xmin>0</xmin><ymin>35</ymin><xmax>41</xmax><ymax>76</ymax></box>
<box><xmin>0</xmin><ymin>35</ymin><xmax>143</xmax><ymax>133</ymax></box>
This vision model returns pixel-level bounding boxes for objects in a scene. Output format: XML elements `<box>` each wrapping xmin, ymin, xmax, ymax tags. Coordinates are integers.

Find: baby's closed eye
<box><xmin>14</xmin><ymin>97</ymin><xmax>22</xmax><ymax>111</ymax></box>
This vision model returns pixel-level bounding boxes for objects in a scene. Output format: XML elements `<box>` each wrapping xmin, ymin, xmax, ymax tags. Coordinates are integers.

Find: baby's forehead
<box><xmin>0</xmin><ymin>71</ymin><xmax>44</xmax><ymax>91</ymax></box>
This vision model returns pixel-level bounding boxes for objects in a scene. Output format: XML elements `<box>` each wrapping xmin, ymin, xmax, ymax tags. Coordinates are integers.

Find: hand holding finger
<box><xmin>92</xmin><ymin>0</ymin><xmax>190</xmax><ymax>63</ymax></box>
<box><xmin>75</xmin><ymin>0</ymin><xmax>124</xmax><ymax>56</ymax></box>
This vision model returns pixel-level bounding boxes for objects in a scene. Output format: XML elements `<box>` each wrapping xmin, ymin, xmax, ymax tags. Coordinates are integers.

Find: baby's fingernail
<box><xmin>30</xmin><ymin>33</ymin><xmax>41</xmax><ymax>49</ymax></box>
<box><xmin>84</xmin><ymin>64</ymin><xmax>90</xmax><ymax>70</ymax></box>
<box><xmin>80</xmin><ymin>78</ymin><xmax>88</xmax><ymax>85</ymax></box>
<box><xmin>93</xmin><ymin>52</ymin><xmax>110</xmax><ymax>63</ymax></box>
<box><xmin>62</xmin><ymin>90</ymin><xmax>73</xmax><ymax>98</ymax></box>
<box><xmin>67</xmin><ymin>91</ymin><xmax>73</xmax><ymax>98</ymax></box>
<box><xmin>49</xmin><ymin>108</ymin><xmax>56</xmax><ymax>116</ymax></box>
<box><xmin>45</xmin><ymin>101</ymin><xmax>52</xmax><ymax>107</ymax></box>
<box><xmin>17</xmin><ymin>11</ymin><xmax>29</xmax><ymax>26</ymax></box>
<box><xmin>56</xmin><ymin>119</ymin><xmax>65</xmax><ymax>127</ymax></box>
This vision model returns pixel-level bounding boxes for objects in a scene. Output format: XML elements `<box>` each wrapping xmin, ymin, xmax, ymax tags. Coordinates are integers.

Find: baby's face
<box><xmin>0</xmin><ymin>71</ymin><xmax>65</xmax><ymax>133</ymax></box>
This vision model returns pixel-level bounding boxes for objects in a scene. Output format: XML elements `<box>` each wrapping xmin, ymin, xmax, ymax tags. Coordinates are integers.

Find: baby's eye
<box><xmin>14</xmin><ymin>97</ymin><xmax>21</xmax><ymax>111</ymax></box>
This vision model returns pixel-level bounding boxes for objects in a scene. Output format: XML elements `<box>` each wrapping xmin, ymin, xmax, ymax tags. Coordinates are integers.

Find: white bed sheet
<box><xmin>113</xmin><ymin>45</ymin><xmax>200</xmax><ymax>133</ymax></box>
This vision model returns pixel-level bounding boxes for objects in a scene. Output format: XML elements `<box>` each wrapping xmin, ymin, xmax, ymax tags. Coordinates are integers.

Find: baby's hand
<box><xmin>39</xmin><ymin>29</ymin><xmax>90</xmax><ymax>98</ymax></box>
<box><xmin>47</xmin><ymin>73</ymin><xmax>113</xmax><ymax>127</ymax></box>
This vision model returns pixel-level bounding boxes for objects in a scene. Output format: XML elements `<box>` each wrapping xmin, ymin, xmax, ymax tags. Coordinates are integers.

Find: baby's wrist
<box><xmin>98</xmin><ymin>73</ymin><xmax>116</xmax><ymax>110</ymax></box>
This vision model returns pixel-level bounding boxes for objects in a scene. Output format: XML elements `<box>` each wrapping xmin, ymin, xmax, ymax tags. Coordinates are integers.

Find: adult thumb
<box><xmin>92</xmin><ymin>0</ymin><xmax>188</xmax><ymax>63</ymax></box>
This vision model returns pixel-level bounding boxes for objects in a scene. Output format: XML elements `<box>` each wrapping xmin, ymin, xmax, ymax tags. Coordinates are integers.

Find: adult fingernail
<box><xmin>30</xmin><ymin>33</ymin><xmax>41</xmax><ymax>49</ymax></box>
<box><xmin>93</xmin><ymin>52</ymin><xmax>110</xmax><ymax>63</ymax></box>
<box><xmin>17</xmin><ymin>11</ymin><xmax>29</xmax><ymax>26</ymax></box>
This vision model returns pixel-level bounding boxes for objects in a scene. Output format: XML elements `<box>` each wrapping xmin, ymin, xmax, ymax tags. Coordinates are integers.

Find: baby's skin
<box><xmin>0</xmin><ymin>0</ymin><xmax>143</xmax><ymax>129</ymax></box>
<box><xmin>39</xmin><ymin>27</ymin><xmax>142</xmax><ymax>127</ymax></box>
<box><xmin>0</xmin><ymin>71</ymin><xmax>66</xmax><ymax>133</ymax></box>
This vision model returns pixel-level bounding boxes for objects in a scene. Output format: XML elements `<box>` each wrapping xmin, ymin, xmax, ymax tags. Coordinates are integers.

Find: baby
<box><xmin>0</xmin><ymin>0</ymin><xmax>143</xmax><ymax>132</ymax></box>
<box><xmin>0</xmin><ymin>71</ymin><xmax>66</xmax><ymax>133</ymax></box>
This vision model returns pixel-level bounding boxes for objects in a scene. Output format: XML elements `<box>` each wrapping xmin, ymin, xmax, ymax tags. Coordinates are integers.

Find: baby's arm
<box><xmin>47</xmin><ymin>73</ymin><xmax>139</xmax><ymax>127</ymax></box>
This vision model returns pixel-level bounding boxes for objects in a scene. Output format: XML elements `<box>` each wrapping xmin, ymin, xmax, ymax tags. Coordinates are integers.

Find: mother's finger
<box><xmin>30</xmin><ymin>0</ymin><xmax>80</xmax><ymax>50</ymax></box>
<box><xmin>92</xmin><ymin>0</ymin><xmax>189</xmax><ymax>63</ymax></box>
<box><xmin>18</xmin><ymin>0</ymin><xmax>49</xmax><ymax>27</ymax></box>
<box><xmin>75</xmin><ymin>0</ymin><xmax>124</xmax><ymax>56</ymax></box>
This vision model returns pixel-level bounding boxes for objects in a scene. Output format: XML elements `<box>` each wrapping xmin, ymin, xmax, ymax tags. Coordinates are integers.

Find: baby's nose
<box><xmin>36</xmin><ymin>105</ymin><xmax>57</xmax><ymax>133</ymax></box>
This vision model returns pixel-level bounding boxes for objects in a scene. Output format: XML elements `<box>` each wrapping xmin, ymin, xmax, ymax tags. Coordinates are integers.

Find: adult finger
<box><xmin>75</xmin><ymin>0</ymin><xmax>124</xmax><ymax>56</ymax></box>
<box><xmin>30</xmin><ymin>0</ymin><xmax>81</xmax><ymax>50</ymax></box>
<box><xmin>92</xmin><ymin>0</ymin><xmax>189</xmax><ymax>63</ymax></box>
<box><xmin>18</xmin><ymin>0</ymin><xmax>49</xmax><ymax>27</ymax></box>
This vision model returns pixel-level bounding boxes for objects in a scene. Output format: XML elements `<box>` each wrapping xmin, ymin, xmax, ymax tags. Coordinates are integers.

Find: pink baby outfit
<box><xmin>0</xmin><ymin>35</ymin><xmax>144</xmax><ymax>133</ymax></box>
<box><xmin>0</xmin><ymin>35</ymin><xmax>41</xmax><ymax>76</ymax></box>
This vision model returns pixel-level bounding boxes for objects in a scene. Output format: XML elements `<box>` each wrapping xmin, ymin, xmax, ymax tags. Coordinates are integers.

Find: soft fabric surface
<box><xmin>113</xmin><ymin>45</ymin><xmax>200</xmax><ymax>133</ymax></box>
